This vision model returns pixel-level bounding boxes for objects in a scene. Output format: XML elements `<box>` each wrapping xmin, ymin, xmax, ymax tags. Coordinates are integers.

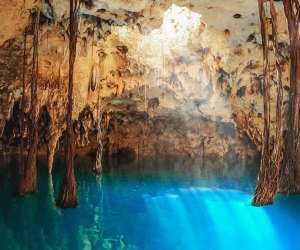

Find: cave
<box><xmin>0</xmin><ymin>0</ymin><xmax>300</xmax><ymax>249</ymax></box>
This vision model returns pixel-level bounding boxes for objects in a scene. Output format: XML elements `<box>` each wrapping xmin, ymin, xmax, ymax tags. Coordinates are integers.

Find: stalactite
<box><xmin>56</xmin><ymin>0</ymin><xmax>80</xmax><ymax>208</ymax></box>
<box><xmin>88</xmin><ymin>24</ymin><xmax>96</xmax><ymax>93</ymax></box>
<box><xmin>47</xmin><ymin>130</ymin><xmax>60</xmax><ymax>173</ymax></box>
<box><xmin>17</xmin><ymin>9</ymin><xmax>40</xmax><ymax>196</ymax></box>
<box><xmin>47</xmin><ymin>61</ymin><xmax>65</xmax><ymax>174</ymax></box>
<box><xmin>144</xmin><ymin>66</ymin><xmax>147</xmax><ymax>111</ymax></box>
<box><xmin>252</xmin><ymin>0</ymin><xmax>283</xmax><ymax>206</ymax></box>
<box><xmin>279</xmin><ymin>0</ymin><xmax>300</xmax><ymax>193</ymax></box>
<box><xmin>162</xmin><ymin>43</ymin><xmax>165</xmax><ymax>84</ymax></box>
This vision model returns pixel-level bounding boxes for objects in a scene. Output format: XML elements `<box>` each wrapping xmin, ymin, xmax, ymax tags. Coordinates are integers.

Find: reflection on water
<box><xmin>0</xmin><ymin>156</ymin><xmax>300</xmax><ymax>250</ymax></box>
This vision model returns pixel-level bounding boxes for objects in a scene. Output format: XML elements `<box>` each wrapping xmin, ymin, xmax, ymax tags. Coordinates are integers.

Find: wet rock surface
<box><xmin>0</xmin><ymin>0</ymin><xmax>291</xmax><ymax>159</ymax></box>
<box><xmin>105</xmin><ymin>111</ymin><xmax>256</xmax><ymax>159</ymax></box>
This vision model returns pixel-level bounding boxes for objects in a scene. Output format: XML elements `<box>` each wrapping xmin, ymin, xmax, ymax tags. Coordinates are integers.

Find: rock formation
<box><xmin>0</xmin><ymin>0</ymin><xmax>291</xmax><ymax>168</ymax></box>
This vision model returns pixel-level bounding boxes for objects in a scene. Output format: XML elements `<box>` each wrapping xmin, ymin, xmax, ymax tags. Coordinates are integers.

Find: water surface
<box><xmin>0</xmin><ymin>156</ymin><xmax>299</xmax><ymax>250</ymax></box>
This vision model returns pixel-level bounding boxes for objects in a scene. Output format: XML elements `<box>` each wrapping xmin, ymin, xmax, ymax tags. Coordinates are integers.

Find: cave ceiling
<box><xmin>0</xmin><ymin>0</ymin><xmax>289</xmax><ymax>156</ymax></box>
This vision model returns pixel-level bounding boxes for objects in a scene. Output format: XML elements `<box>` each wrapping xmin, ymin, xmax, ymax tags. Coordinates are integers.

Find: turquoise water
<box><xmin>0</xmin><ymin>157</ymin><xmax>300</xmax><ymax>250</ymax></box>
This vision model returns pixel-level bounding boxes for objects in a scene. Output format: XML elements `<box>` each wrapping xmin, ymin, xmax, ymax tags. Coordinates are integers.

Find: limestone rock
<box><xmin>0</xmin><ymin>0</ymin><xmax>290</xmax><ymax>159</ymax></box>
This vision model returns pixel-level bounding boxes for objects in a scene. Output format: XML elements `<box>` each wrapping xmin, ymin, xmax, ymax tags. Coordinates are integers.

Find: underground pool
<box><xmin>1</xmin><ymin>157</ymin><xmax>300</xmax><ymax>250</ymax></box>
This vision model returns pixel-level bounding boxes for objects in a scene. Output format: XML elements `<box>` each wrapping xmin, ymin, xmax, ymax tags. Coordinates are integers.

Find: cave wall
<box><xmin>0</xmin><ymin>0</ymin><xmax>291</xmax><ymax>159</ymax></box>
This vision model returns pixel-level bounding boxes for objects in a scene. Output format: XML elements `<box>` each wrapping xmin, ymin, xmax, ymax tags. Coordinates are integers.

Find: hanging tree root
<box><xmin>17</xmin><ymin>154</ymin><xmax>37</xmax><ymax>196</ymax></box>
<box><xmin>56</xmin><ymin>0</ymin><xmax>79</xmax><ymax>208</ymax></box>
<box><xmin>19</xmin><ymin>26</ymin><xmax>27</xmax><ymax>176</ymax></box>
<box><xmin>56</xmin><ymin>154</ymin><xmax>78</xmax><ymax>208</ymax></box>
<box><xmin>56</xmin><ymin>176</ymin><xmax>78</xmax><ymax>208</ymax></box>
<box><xmin>251</xmin><ymin>0</ymin><xmax>283</xmax><ymax>206</ymax></box>
<box><xmin>278</xmin><ymin>0</ymin><xmax>300</xmax><ymax>194</ymax></box>
<box><xmin>94</xmin><ymin>137</ymin><xmax>103</xmax><ymax>174</ymax></box>
<box><xmin>94</xmin><ymin>82</ymin><xmax>103</xmax><ymax>174</ymax></box>
<box><xmin>17</xmin><ymin>9</ymin><xmax>40</xmax><ymax>196</ymax></box>
<box><xmin>252</xmin><ymin>170</ymin><xmax>279</xmax><ymax>206</ymax></box>
<box><xmin>94</xmin><ymin>48</ymin><xmax>106</xmax><ymax>174</ymax></box>
<box><xmin>56</xmin><ymin>133</ymin><xmax>78</xmax><ymax>208</ymax></box>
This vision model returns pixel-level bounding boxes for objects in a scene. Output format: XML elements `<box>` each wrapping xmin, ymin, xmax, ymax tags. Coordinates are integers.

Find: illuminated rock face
<box><xmin>0</xmin><ymin>0</ymin><xmax>290</xmax><ymax>159</ymax></box>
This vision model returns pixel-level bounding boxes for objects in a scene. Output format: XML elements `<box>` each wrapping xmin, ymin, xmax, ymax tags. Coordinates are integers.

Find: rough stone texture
<box><xmin>0</xmin><ymin>0</ymin><xmax>291</xmax><ymax>159</ymax></box>
<box><xmin>105</xmin><ymin>111</ymin><xmax>255</xmax><ymax>159</ymax></box>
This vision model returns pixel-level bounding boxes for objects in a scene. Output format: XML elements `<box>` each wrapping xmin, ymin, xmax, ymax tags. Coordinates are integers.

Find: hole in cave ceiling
<box><xmin>112</xmin><ymin>4</ymin><xmax>206</xmax><ymax>68</ymax></box>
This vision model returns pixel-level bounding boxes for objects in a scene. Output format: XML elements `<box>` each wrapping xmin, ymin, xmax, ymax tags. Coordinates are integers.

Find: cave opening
<box><xmin>0</xmin><ymin>0</ymin><xmax>300</xmax><ymax>249</ymax></box>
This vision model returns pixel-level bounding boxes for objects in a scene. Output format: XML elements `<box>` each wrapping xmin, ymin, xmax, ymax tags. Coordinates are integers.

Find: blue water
<box><xmin>0</xmin><ymin>157</ymin><xmax>300</xmax><ymax>250</ymax></box>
